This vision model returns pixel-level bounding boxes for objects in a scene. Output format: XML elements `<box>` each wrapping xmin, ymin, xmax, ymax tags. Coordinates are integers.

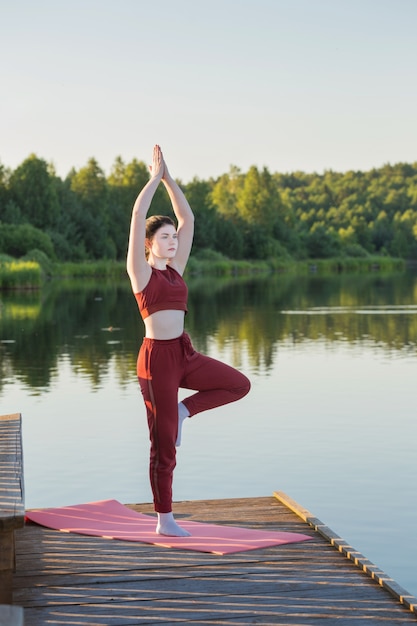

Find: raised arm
<box><xmin>162</xmin><ymin>164</ymin><xmax>195</xmax><ymax>275</ymax></box>
<box><xmin>126</xmin><ymin>146</ymin><xmax>163</xmax><ymax>293</ymax></box>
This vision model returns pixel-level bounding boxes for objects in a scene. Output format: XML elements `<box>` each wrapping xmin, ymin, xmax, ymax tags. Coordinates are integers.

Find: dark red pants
<box><xmin>137</xmin><ymin>332</ymin><xmax>251</xmax><ymax>513</ymax></box>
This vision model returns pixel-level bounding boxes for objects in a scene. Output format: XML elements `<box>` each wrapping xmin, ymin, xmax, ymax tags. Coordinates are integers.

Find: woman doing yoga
<box><xmin>127</xmin><ymin>145</ymin><xmax>251</xmax><ymax>537</ymax></box>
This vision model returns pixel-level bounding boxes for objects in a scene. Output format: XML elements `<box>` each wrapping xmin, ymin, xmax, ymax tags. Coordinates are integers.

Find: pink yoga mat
<box><xmin>25</xmin><ymin>499</ymin><xmax>312</xmax><ymax>555</ymax></box>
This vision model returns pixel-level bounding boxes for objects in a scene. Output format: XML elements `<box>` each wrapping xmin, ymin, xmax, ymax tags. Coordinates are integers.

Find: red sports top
<box><xmin>135</xmin><ymin>265</ymin><xmax>188</xmax><ymax>320</ymax></box>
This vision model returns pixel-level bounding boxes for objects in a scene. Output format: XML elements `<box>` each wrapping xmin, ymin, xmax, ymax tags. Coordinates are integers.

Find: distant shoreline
<box><xmin>0</xmin><ymin>255</ymin><xmax>407</xmax><ymax>290</ymax></box>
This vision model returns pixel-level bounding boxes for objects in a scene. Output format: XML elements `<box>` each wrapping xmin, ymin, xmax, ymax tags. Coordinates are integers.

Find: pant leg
<box><xmin>180</xmin><ymin>333</ymin><xmax>251</xmax><ymax>417</ymax></box>
<box><xmin>137</xmin><ymin>337</ymin><xmax>183</xmax><ymax>513</ymax></box>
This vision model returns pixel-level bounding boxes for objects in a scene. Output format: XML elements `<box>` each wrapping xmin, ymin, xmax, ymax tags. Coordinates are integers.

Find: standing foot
<box><xmin>156</xmin><ymin>512</ymin><xmax>191</xmax><ymax>537</ymax></box>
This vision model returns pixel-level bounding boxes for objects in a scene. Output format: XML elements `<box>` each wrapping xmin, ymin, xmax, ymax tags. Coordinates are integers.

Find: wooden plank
<box><xmin>0</xmin><ymin>413</ymin><xmax>24</xmax><ymax>605</ymax></box>
<box><xmin>0</xmin><ymin>413</ymin><xmax>25</xmax><ymax>529</ymax></box>
<box><xmin>14</xmin><ymin>496</ymin><xmax>417</xmax><ymax>624</ymax></box>
<box><xmin>274</xmin><ymin>490</ymin><xmax>417</xmax><ymax>614</ymax></box>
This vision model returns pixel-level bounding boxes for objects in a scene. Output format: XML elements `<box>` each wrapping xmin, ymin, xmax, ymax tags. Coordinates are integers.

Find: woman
<box><xmin>127</xmin><ymin>145</ymin><xmax>251</xmax><ymax>537</ymax></box>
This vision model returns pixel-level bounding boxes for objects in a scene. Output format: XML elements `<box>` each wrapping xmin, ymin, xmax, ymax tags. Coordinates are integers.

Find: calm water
<box><xmin>1</xmin><ymin>270</ymin><xmax>416</xmax><ymax>597</ymax></box>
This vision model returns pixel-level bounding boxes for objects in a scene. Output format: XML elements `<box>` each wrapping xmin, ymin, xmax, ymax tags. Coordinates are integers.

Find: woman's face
<box><xmin>147</xmin><ymin>224</ymin><xmax>178</xmax><ymax>259</ymax></box>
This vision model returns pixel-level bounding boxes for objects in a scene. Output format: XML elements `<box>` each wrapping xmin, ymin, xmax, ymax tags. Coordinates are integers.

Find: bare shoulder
<box><xmin>129</xmin><ymin>262</ymin><xmax>152</xmax><ymax>294</ymax></box>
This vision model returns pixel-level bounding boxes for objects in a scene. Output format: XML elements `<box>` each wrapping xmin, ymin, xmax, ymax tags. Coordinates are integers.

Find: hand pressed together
<box><xmin>149</xmin><ymin>144</ymin><xmax>164</xmax><ymax>181</ymax></box>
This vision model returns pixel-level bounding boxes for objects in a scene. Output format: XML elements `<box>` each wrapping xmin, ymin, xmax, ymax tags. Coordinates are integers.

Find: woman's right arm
<box><xmin>126</xmin><ymin>146</ymin><xmax>163</xmax><ymax>293</ymax></box>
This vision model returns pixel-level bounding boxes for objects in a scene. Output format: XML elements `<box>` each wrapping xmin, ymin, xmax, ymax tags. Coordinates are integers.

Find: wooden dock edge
<box><xmin>0</xmin><ymin>413</ymin><xmax>25</xmax><ymax>612</ymax></box>
<box><xmin>274</xmin><ymin>490</ymin><xmax>417</xmax><ymax>615</ymax></box>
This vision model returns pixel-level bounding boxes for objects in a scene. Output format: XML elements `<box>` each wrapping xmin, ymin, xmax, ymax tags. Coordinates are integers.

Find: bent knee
<box><xmin>235</xmin><ymin>375</ymin><xmax>251</xmax><ymax>399</ymax></box>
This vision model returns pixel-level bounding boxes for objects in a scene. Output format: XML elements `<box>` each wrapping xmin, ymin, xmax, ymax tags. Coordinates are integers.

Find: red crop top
<box><xmin>135</xmin><ymin>265</ymin><xmax>188</xmax><ymax>320</ymax></box>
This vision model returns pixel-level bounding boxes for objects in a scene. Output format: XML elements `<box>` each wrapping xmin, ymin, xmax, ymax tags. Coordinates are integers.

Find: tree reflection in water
<box><xmin>1</xmin><ymin>270</ymin><xmax>416</xmax><ymax>392</ymax></box>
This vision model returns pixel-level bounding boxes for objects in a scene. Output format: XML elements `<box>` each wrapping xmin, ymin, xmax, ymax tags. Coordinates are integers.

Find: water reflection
<box><xmin>1</xmin><ymin>271</ymin><xmax>416</xmax><ymax>393</ymax></box>
<box><xmin>1</xmin><ymin>270</ymin><xmax>417</xmax><ymax>598</ymax></box>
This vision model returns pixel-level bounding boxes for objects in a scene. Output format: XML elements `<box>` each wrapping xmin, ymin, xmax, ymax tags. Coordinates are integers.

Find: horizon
<box><xmin>2</xmin><ymin>151</ymin><xmax>416</xmax><ymax>184</ymax></box>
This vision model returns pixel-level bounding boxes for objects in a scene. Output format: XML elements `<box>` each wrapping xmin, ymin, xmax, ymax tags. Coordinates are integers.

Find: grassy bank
<box><xmin>186</xmin><ymin>252</ymin><xmax>406</xmax><ymax>276</ymax></box>
<box><xmin>0</xmin><ymin>257</ymin><xmax>42</xmax><ymax>289</ymax></box>
<box><xmin>0</xmin><ymin>252</ymin><xmax>407</xmax><ymax>290</ymax></box>
<box><xmin>291</xmin><ymin>255</ymin><xmax>406</xmax><ymax>275</ymax></box>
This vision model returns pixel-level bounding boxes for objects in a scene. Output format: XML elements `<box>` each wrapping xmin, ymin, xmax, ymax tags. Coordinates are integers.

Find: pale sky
<box><xmin>1</xmin><ymin>0</ymin><xmax>416</xmax><ymax>182</ymax></box>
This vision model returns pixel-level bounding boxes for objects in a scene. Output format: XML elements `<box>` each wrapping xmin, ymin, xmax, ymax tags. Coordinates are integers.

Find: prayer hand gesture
<box><xmin>149</xmin><ymin>144</ymin><xmax>164</xmax><ymax>182</ymax></box>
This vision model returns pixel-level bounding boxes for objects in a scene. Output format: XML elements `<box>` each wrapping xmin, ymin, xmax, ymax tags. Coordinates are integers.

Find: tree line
<box><xmin>1</xmin><ymin>154</ymin><xmax>417</xmax><ymax>262</ymax></box>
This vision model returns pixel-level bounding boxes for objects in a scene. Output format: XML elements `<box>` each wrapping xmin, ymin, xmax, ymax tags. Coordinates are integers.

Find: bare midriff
<box><xmin>143</xmin><ymin>309</ymin><xmax>186</xmax><ymax>339</ymax></box>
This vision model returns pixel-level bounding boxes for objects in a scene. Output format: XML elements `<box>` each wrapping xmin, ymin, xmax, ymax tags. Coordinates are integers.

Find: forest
<box><xmin>1</xmin><ymin>153</ymin><xmax>417</xmax><ymax>264</ymax></box>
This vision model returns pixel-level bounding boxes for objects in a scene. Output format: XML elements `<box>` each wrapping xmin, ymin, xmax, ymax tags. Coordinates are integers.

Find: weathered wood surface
<box><xmin>275</xmin><ymin>491</ymin><xmax>417</xmax><ymax>615</ymax></box>
<box><xmin>0</xmin><ymin>413</ymin><xmax>24</xmax><ymax>528</ymax></box>
<box><xmin>14</xmin><ymin>496</ymin><xmax>417</xmax><ymax>625</ymax></box>
<box><xmin>0</xmin><ymin>413</ymin><xmax>25</xmax><ymax>606</ymax></box>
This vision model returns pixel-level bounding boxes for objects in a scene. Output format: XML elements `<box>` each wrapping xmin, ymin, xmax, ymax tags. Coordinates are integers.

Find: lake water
<box><xmin>1</xmin><ymin>269</ymin><xmax>416</xmax><ymax>598</ymax></box>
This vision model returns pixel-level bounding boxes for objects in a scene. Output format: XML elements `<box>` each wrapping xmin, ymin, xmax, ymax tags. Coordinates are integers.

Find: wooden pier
<box><xmin>3</xmin><ymin>413</ymin><xmax>417</xmax><ymax>624</ymax></box>
<box><xmin>12</xmin><ymin>496</ymin><xmax>417</xmax><ymax>625</ymax></box>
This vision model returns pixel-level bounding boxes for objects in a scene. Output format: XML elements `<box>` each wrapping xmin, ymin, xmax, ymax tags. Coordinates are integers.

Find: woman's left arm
<box><xmin>162</xmin><ymin>164</ymin><xmax>195</xmax><ymax>275</ymax></box>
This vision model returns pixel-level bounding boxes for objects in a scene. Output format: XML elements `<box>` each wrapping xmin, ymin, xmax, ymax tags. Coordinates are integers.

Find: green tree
<box><xmin>214</xmin><ymin>215</ymin><xmax>244</xmax><ymax>259</ymax></box>
<box><xmin>70</xmin><ymin>158</ymin><xmax>108</xmax><ymax>216</ymax></box>
<box><xmin>8</xmin><ymin>155</ymin><xmax>60</xmax><ymax>229</ymax></box>
<box><xmin>69</xmin><ymin>159</ymin><xmax>115</xmax><ymax>259</ymax></box>
<box><xmin>1</xmin><ymin>200</ymin><xmax>23</xmax><ymax>225</ymax></box>
<box><xmin>184</xmin><ymin>178</ymin><xmax>217</xmax><ymax>252</ymax></box>
<box><xmin>0</xmin><ymin>223</ymin><xmax>55</xmax><ymax>258</ymax></box>
<box><xmin>390</xmin><ymin>210</ymin><xmax>417</xmax><ymax>258</ymax></box>
<box><xmin>107</xmin><ymin>157</ymin><xmax>150</xmax><ymax>259</ymax></box>
<box><xmin>51</xmin><ymin>176</ymin><xmax>88</xmax><ymax>260</ymax></box>
<box><xmin>0</xmin><ymin>163</ymin><xmax>10</xmax><ymax>215</ymax></box>
<box><xmin>108</xmin><ymin>157</ymin><xmax>149</xmax><ymax>206</ymax></box>
<box><xmin>370</xmin><ymin>210</ymin><xmax>393</xmax><ymax>252</ymax></box>
<box><xmin>236</xmin><ymin>166</ymin><xmax>279</xmax><ymax>226</ymax></box>
<box><xmin>306</xmin><ymin>223</ymin><xmax>341</xmax><ymax>258</ymax></box>
<box><xmin>211</xmin><ymin>166</ymin><xmax>243</xmax><ymax>221</ymax></box>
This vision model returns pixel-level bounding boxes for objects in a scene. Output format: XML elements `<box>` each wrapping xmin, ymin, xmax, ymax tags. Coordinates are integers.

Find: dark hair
<box><xmin>146</xmin><ymin>215</ymin><xmax>176</xmax><ymax>239</ymax></box>
<box><xmin>145</xmin><ymin>215</ymin><xmax>176</xmax><ymax>258</ymax></box>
